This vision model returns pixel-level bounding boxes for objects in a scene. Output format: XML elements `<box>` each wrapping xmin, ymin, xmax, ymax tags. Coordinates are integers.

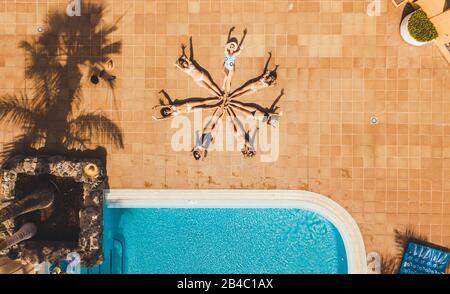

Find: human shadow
<box><xmin>0</xmin><ymin>1</ymin><xmax>124</xmax><ymax>163</ymax></box>
<box><xmin>186</xmin><ymin>37</ymin><xmax>222</xmax><ymax>94</ymax></box>
<box><xmin>157</xmin><ymin>90</ymin><xmax>218</xmax><ymax>107</ymax></box>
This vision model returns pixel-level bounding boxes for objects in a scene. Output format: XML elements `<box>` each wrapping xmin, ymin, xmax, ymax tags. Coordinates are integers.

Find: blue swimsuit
<box><xmin>224</xmin><ymin>54</ymin><xmax>236</xmax><ymax>71</ymax></box>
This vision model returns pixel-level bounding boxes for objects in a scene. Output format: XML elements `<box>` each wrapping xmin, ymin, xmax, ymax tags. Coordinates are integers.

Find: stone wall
<box><xmin>0</xmin><ymin>155</ymin><xmax>106</xmax><ymax>267</ymax></box>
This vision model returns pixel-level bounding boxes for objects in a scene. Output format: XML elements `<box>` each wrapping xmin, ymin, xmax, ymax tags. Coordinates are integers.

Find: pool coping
<box><xmin>105</xmin><ymin>189</ymin><xmax>367</xmax><ymax>274</ymax></box>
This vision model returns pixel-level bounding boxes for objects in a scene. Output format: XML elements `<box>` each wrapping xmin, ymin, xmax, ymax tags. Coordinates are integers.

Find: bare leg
<box><xmin>229</xmin><ymin>53</ymin><xmax>273</xmax><ymax>99</ymax></box>
<box><xmin>201</xmin><ymin>76</ymin><xmax>223</xmax><ymax>97</ymax></box>
<box><xmin>153</xmin><ymin>99</ymin><xmax>221</xmax><ymax>121</ymax></box>
<box><xmin>229</xmin><ymin>103</ymin><xmax>257</xmax><ymax>118</ymax></box>
<box><xmin>230</xmin><ymin>102</ymin><xmax>271</xmax><ymax>117</ymax></box>
<box><xmin>187</xmin><ymin>100</ymin><xmax>223</xmax><ymax>112</ymax></box>
<box><xmin>229</xmin><ymin>86</ymin><xmax>255</xmax><ymax>99</ymax></box>
<box><xmin>153</xmin><ymin>95</ymin><xmax>219</xmax><ymax>109</ymax></box>
<box><xmin>232</xmin><ymin>90</ymin><xmax>284</xmax><ymax>114</ymax></box>
<box><xmin>201</xmin><ymin>108</ymin><xmax>225</xmax><ymax>150</ymax></box>
<box><xmin>226</xmin><ymin>108</ymin><xmax>245</xmax><ymax>143</ymax></box>
<box><xmin>196</xmin><ymin>80</ymin><xmax>222</xmax><ymax>97</ymax></box>
<box><xmin>222</xmin><ymin>68</ymin><xmax>229</xmax><ymax>91</ymax></box>
<box><xmin>187</xmin><ymin>98</ymin><xmax>221</xmax><ymax>108</ymax></box>
<box><xmin>203</xmin><ymin>107</ymin><xmax>223</xmax><ymax>133</ymax></box>
<box><xmin>225</xmin><ymin>69</ymin><xmax>234</xmax><ymax>95</ymax></box>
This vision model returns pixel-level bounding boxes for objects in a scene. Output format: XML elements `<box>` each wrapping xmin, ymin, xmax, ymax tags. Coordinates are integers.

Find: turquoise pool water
<box><xmin>84</xmin><ymin>208</ymin><xmax>348</xmax><ymax>274</ymax></box>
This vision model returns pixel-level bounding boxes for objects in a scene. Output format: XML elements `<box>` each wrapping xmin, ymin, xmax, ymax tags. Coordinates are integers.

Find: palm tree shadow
<box><xmin>380</xmin><ymin>227</ymin><xmax>428</xmax><ymax>274</ymax></box>
<box><xmin>0</xmin><ymin>1</ymin><xmax>124</xmax><ymax>164</ymax></box>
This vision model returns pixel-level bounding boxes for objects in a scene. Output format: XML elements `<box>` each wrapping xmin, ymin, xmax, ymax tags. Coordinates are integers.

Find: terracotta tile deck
<box><xmin>0</xmin><ymin>0</ymin><xmax>449</xmax><ymax>256</ymax></box>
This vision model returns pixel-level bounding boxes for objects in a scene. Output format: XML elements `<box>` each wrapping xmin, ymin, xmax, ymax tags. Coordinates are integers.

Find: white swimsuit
<box><xmin>186</xmin><ymin>64</ymin><xmax>195</xmax><ymax>75</ymax></box>
<box><xmin>250</xmin><ymin>83</ymin><xmax>258</xmax><ymax>92</ymax></box>
<box><xmin>186</xmin><ymin>65</ymin><xmax>204</xmax><ymax>82</ymax></box>
<box><xmin>170</xmin><ymin>105</ymin><xmax>180</xmax><ymax>116</ymax></box>
<box><xmin>195</xmin><ymin>72</ymin><xmax>205</xmax><ymax>82</ymax></box>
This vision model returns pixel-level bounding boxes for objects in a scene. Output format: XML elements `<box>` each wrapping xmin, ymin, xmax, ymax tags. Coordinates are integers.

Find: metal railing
<box><xmin>85</xmin><ymin>234</ymin><xmax>125</xmax><ymax>274</ymax></box>
<box><xmin>111</xmin><ymin>235</ymin><xmax>125</xmax><ymax>274</ymax></box>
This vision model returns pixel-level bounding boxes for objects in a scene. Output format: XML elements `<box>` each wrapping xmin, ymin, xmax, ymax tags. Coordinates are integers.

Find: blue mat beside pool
<box><xmin>399</xmin><ymin>241</ymin><xmax>450</xmax><ymax>274</ymax></box>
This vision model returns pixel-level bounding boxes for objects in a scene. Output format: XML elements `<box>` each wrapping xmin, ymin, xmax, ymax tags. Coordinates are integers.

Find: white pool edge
<box><xmin>105</xmin><ymin>189</ymin><xmax>367</xmax><ymax>274</ymax></box>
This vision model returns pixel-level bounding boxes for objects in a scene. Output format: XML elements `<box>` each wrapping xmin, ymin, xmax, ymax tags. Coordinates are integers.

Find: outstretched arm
<box><xmin>227</xmin><ymin>26</ymin><xmax>235</xmax><ymax>43</ymax></box>
<box><xmin>263</xmin><ymin>52</ymin><xmax>272</xmax><ymax>73</ymax></box>
<box><xmin>181</xmin><ymin>43</ymin><xmax>188</xmax><ymax>59</ymax></box>
<box><xmin>174</xmin><ymin>63</ymin><xmax>182</xmax><ymax>70</ymax></box>
<box><xmin>189</xmin><ymin>36</ymin><xmax>194</xmax><ymax>61</ymax></box>
<box><xmin>234</xmin><ymin>48</ymin><xmax>244</xmax><ymax>56</ymax></box>
<box><xmin>152</xmin><ymin>115</ymin><xmax>172</xmax><ymax>121</ymax></box>
<box><xmin>272</xmin><ymin>64</ymin><xmax>280</xmax><ymax>74</ymax></box>
<box><xmin>159</xmin><ymin>90</ymin><xmax>173</xmax><ymax>105</ymax></box>
<box><xmin>237</xmin><ymin>28</ymin><xmax>248</xmax><ymax>51</ymax></box>
<box><xmin>269</xmin><ymin>88</ymin><xmax>284</xmax><ymax>112</ymax></box>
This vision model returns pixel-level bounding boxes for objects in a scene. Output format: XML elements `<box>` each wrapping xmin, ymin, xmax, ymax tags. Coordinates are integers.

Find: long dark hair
<box><xmin>177</xmin><ymin>57</ymin><xmax>189</xmax><ymax>68</ymax></box>
<box><xmin>160</xmin><ymin>107</ymin><xmax>171</xmax><ymax>117</ymax></box>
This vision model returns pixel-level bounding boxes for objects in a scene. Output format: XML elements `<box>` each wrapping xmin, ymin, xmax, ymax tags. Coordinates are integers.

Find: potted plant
<box><xmin>400</xmin><ymin>9</ymin><xmax>438</xmax><ymax>46</ymax></box>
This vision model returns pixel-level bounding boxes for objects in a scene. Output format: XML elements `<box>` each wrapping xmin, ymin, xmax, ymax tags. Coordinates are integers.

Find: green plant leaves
<box><xmin>408</xmin><ymin>9</ymin><xmax>439</xmax><ymax>42</ymax></box>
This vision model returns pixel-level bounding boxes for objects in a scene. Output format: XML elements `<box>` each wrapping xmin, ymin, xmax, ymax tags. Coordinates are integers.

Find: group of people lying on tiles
<box><xmin>153</xmin><ymin>27</ymin><xmax>283</xmax><ymax>160</ymax></box>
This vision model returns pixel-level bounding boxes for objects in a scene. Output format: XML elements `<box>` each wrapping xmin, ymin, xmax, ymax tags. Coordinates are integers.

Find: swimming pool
<box><xmin>86</xmin><ymin>208</ymin><xmax>347</xmax><ymax>274</ymax></box>
<box><xmin>83</xmin><ymin>190</ymin><xmax>367</xmax><ymax>274</ymax></box>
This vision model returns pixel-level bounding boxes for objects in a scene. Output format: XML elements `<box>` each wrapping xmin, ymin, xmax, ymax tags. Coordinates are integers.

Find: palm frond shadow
<box><xmin>0</xmin><ymin>1</ymin><xmax>124</xmax><ymax>162</ymax></box>
<box><xmin>380</xmin><ymin>227</ymin><xmax>428</xmax><ymax>274</ymax></box>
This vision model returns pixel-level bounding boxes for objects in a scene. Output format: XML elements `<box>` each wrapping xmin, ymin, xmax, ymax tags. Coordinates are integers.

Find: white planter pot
<box><xmin>400</xmin><ymin>12</ymin><xmax>432</xmax><ymax>46</ymax></box>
